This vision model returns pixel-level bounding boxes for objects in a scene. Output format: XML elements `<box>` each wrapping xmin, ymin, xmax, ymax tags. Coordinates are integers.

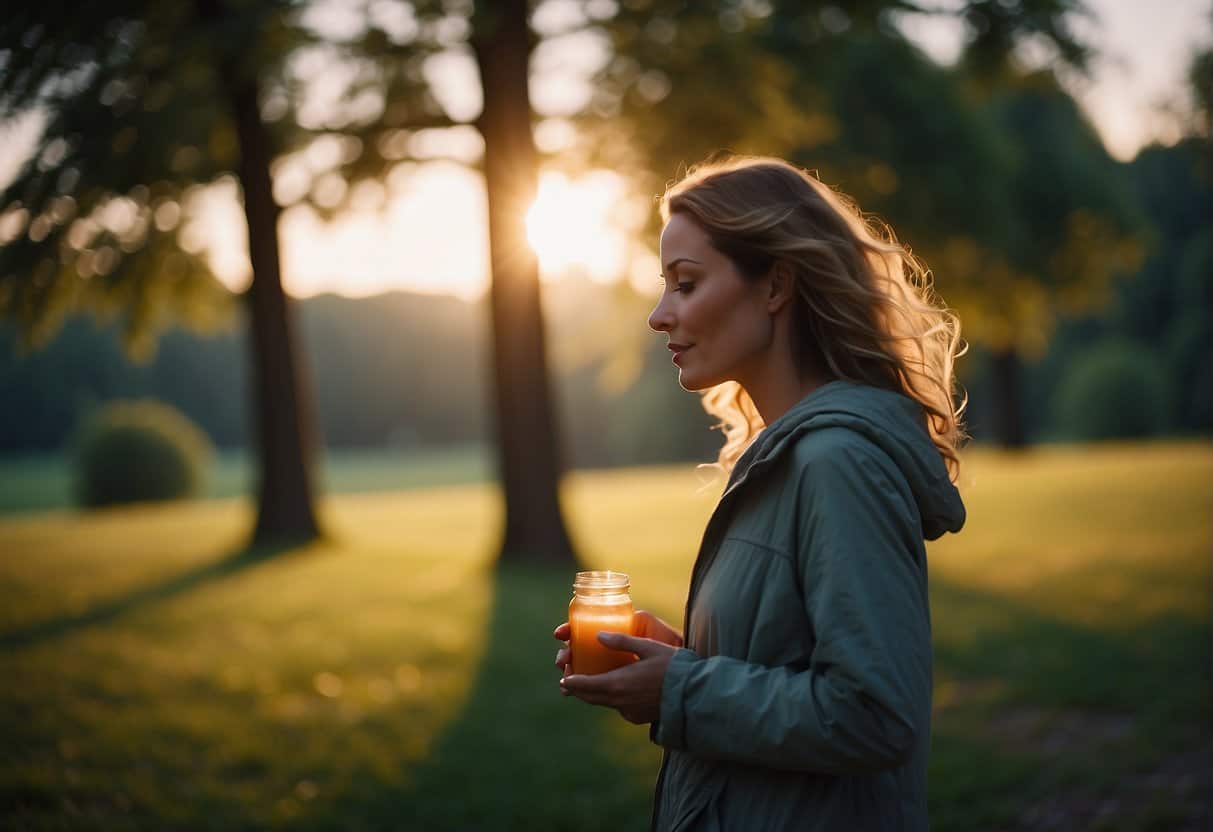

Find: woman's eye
<box><xmin>673</xmin><ymin>281</ymin><xmax>694</xmax><ymax>294</ymax></box>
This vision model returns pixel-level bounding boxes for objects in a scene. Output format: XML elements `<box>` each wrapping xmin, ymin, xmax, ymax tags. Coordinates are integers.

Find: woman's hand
<box><xmin>561</xmin><ymin>633</ymin><xmax>678</xmax><ymax>724</ymax></box>
<box><xmin>552</xmin><ymin>610</ymin><xmax>682</xmax><ymax>677</ymax></box>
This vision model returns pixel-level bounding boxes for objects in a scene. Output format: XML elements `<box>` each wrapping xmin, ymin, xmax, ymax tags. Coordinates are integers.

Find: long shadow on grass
<box><xmin>0</xmin><ymin>541</ymin><xmax>304</xmax><ymax>651</ymax></box>
<box><xmin>929</xmin><ymin>575</ymin><xmax>1210</xmax><ymax>723</ymax></box>
<box><xmin>312</xmin><ymin>562</ymin><xmax>658</xmax><ymax>832</ymax></box>
<box><xmin>927</xmin><ymin>575</ymin><xmax>1211</xmax><ymax>831</ymax></box>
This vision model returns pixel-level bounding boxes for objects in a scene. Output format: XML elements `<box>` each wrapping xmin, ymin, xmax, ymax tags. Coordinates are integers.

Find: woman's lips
<box><xmin>668</xmin><ymin>343</ymin><xmax>692</xmax><ymax>365</ymax></box>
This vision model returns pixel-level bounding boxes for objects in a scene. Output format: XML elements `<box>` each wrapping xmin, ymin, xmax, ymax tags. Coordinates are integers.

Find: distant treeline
<box><xmin>0</xmin><ymin>281</ymin><xmax>721</xmax><ymax>468</ymax></box>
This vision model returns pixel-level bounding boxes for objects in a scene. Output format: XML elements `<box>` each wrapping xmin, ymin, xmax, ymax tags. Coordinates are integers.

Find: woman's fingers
<box><xmin>631</xmin><ymin>610</ymin><xmax>654</xmax><ymax>639</ymax></box>
<box><xmin>598</xmin><ymin>631</ymin><xmax>671</xmax><ymax>659</ymax></box>
<box><xmin>553</xmin><ymin>621</ymin><xmax>572</xmax><ymax>684</ymax></box>
<box><xmin>553</xmin><ymin>622</ymin><xmax>571</xmax><ymax>673</ymax></box>
<box><xmin>632</xmin><ymin>610</ymin><xmax>684</xmax><ymax>647</ymax></box>
<box><xmin>560</xmin><ymin>673</ymin><xmax>617</xmax><ymax>706</ymax></box>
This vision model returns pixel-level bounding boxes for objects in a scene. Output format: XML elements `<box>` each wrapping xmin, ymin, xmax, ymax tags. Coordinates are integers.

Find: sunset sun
<box><xmin>525</xmin><ymin>171</ymin><xmax>631</xmax><ymax>282</ymax></box>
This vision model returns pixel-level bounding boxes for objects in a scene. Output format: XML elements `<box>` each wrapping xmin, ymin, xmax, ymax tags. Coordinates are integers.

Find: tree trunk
<box><xmin>472</xmin><ymin>0</ymin><xmax>576</xmax><ymax>565</ymax></box>
<box><xmin>207</xmin><ymin>26</ymin><xmax>320</xmax><ymax>545</ymax></box>
<box><xmin>990</xmin><ymin>345</ymin><xmax>1027</xmax><ymax>449</ymax></box>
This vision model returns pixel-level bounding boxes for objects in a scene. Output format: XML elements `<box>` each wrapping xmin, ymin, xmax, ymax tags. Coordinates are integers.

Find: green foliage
<box><xmin>1167</xmin><ymin>232</ymin><xmax>1213</xmax><ymax>433</ymax></box>
<box><xmin>0</xmin><ymin>2</ymin><xmax>266</xmax><ymax>352</ymax></box>
<box><xmin>0</xmin><ymin>0</ymin><xmax>454</xmax><ymax>352</ymax></box>
<box><xmin>72</xmin><ymin>398</ymin><xmax>213</xmax><ymax>506</ymax></box>
<box><xmin>1167</xmin><ymin>317</ymin><xmax>1213</xmax><ymax>435</ymax></box>
<box><xmin>1117</xmin><ymin>137</ymin><xmax>1213</xmax><ymax>434</ymax></box>
<box><xmin>1052</xmin><ymin>340</ymin><xmax>1171</xmax><ymax>440</ymax></box>
<box><xmin>805</xmin><ymin>32</ymin><xmax>1013</xmax><ymax>249</ymax></box>
<box><xmin>958</xmin><ymin>0</ymin><xmax>1093</xmax><ymax>75</ymax></box>
<box><xmin>981</xmin><ymin>72</ymin><xmax>1141</xmax><ymax>284</ymax></box>
<box><xmin>0</xmin><ymin>445</ymin><xmax>1208</xmax><ymax>829</ymax></box>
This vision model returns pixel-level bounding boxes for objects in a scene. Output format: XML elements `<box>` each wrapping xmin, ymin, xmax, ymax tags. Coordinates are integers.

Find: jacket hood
<box><xmin>726</xmin><ymin>380</ymin><xmax>965</xmax><ymax>540</ymax></box>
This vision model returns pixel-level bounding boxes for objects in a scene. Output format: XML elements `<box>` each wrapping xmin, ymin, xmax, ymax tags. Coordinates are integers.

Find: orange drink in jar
<box><xmin>568</xmin><ymin>571</ymin><xmax>635</xmax><ymax>675</ymax></box>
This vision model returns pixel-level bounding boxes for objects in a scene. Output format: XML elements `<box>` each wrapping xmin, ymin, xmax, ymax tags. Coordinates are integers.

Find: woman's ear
<box><xmin>767</xmin><ymin>261</ymin><xmax>796</xmax><ymax>314</ymax></box>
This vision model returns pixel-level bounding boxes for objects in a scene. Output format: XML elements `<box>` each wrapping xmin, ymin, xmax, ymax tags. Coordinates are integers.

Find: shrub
<box><xmin>72</xmin><ymin>400</ymin><xmax>214</xmax><ymax>507</ymax></box>
<box><xmin>1052</xmin><ymin>340</ymin><xmax>1171</xmax><ymax>440</ymax></box>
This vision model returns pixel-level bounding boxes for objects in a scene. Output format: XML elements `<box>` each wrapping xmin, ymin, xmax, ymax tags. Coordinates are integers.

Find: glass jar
<box><xmin>568</xmin><ymin>570</ymin><xmax>635</xmax><ymax>675</ymax></box>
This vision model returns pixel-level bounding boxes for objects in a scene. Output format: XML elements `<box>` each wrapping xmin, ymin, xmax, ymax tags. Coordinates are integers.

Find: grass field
<box><xmin>0</xmin><ymin>442</ymin><xmax>1209</xmax><ymax>830</ymax></box>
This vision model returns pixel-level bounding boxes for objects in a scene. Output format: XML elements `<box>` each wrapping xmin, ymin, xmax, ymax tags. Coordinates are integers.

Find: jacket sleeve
<box><xmin>652</xmin><ymin>433</ymin><xmax>932</xmax><ymax>775</ymax></box>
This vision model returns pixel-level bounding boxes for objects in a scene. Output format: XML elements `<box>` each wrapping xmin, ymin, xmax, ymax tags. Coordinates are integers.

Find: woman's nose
<box><xmin>648</xmin><ymin>294</ymin><xmax>674</xmax><ymax>333</ymax></box>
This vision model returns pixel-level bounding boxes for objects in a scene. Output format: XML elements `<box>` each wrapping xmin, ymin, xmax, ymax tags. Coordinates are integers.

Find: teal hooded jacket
<box><xmin>651</xmin><ymin>380</ymin><xmax>966</xmax><ymax>831</ymax></box>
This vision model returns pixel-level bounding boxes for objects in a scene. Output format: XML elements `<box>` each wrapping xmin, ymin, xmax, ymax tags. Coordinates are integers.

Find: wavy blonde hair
<box><xmin>662</xmin><ymin>156</ymin><xmax>966</xmax><ymax>483</ymax></box>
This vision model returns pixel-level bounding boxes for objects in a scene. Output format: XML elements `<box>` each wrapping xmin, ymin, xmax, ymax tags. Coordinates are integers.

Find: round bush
<box><xmin>72</xmin><ymin>400</ymin><xmax>214</xmax><ymax>508</ymax></box>
<box><xmin>1052</xmin><ymin>340</ymin><xmax>1171</xmax><ymax>441</ymax></box>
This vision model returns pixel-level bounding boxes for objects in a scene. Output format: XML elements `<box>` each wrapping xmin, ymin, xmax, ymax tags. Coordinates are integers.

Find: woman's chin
<box><xmin>677</xmin><ymin>370</ymin><xmax>713</xmax><ymax>392</ymax></box>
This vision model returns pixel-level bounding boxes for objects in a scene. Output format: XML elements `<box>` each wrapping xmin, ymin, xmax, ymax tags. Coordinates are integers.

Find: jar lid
<box><xmin>573</xmin><ymin>570</ymin><xmax>630</xmax><ymax>591</ymax></box>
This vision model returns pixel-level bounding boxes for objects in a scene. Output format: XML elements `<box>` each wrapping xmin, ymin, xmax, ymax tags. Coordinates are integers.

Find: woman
<box><xmin>554</xmin><ymin>156</ymin><xmax>966</xmax><ymax>831</ymax></box>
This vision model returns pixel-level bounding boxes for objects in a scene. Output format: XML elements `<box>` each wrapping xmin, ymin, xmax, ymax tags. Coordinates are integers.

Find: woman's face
<box><xmin>648</xmin><ymin>212</ymin><xmax>774</xmax><ymax>392</ymax></box>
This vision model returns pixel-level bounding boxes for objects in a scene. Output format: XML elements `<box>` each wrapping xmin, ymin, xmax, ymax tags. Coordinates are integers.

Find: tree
<box><xmin>323</xmin><ymin>1</ymin><xmax>577</xmax><ymax>564</ymax></box>
<box><xmin>469</xmin><ymin>0</ymin><xmax>575</xmax><ymax>564</ymax></box>
<box><xmin>0</xmin><ymin>1</ymin><xmax>326</xmax><ymax>543</ymax></box>
<box><xmin>966</xmin><ymin>71</ymin><xmax>1141</xmax><ymax>445</ymax></box>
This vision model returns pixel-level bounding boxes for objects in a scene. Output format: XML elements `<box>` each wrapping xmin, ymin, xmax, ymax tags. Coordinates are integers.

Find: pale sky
<box><xmin>0</xmin><ymin>0</ymin><xmax>1208</xmax><ymax>301</ymax></box>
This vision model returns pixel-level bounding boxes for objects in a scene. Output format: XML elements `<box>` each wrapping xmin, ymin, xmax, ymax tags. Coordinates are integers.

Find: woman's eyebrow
<box><xmin>663</xmin><ymin>257</ymin><xmax>702</xmax><ymax>274</ymax></box>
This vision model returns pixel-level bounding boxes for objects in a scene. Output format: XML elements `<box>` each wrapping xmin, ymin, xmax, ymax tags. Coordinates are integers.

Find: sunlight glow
<box><xmin>525</xmin><ymin>171</ymin><xmax>630</xmax><ymax>283</ymax></box>
<box><xmin>195</xmin><ymin>161</ymin><xmax>490</xmax><ymax>300</ymax></box>
<box><xmin>282</xmin><ymin>162</ymin><xmax>489</xmax><ymax>299</ymax></box>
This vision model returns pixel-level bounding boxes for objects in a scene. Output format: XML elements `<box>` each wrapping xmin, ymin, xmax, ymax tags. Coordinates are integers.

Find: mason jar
<box><xmin>568</xmin><ymin>570</ymin><xmax>635</xmax><ymax>675</ymax></box>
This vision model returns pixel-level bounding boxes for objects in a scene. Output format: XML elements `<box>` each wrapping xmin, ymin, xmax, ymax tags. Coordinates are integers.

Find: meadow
<box><xmin>0</xmin><ymin>442</ymin><xmax>1209</xmax><ymax>830</ymax></box>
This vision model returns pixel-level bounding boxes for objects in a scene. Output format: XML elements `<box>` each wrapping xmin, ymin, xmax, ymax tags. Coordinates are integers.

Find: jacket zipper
<box><xmin>652</xmin><ymin>439</ymin><xmax>795</xmax><ymax>831</ymax></box>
